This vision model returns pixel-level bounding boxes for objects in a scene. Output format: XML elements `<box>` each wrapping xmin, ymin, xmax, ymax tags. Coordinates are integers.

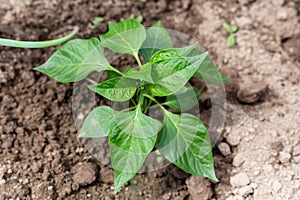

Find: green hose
<box><xmin>0</xmin><ymin>27</ymin><xmax>78</xmax><ymax>48</ymax></box>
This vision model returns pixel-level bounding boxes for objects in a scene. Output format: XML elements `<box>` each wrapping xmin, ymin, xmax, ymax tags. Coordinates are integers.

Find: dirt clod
<box><xmin>225</xmin><ymin>132</ymin><xmax>241</xmax><ymax>146</ymax></box>
<box><xmin>278</xmin><ymin>151</ymin><xmax>291</xmax><ymax>163</ymax></box>
<box><xmin>72</xmin><ymin>162</ymin><xmax>98</xmax><ymax>186</ymax></box>
<box><xmin>218</xmin><ymin>142</ymin><xmax>232</xmax><ymax>156</ymax></box>
<box><xmin>34</xmin><ymin>182</ymin><xmax>57</xmax><ymax>200</ymax></box>
<box><xmin>186</xmin><ymin>176</ymin><xmax>212</xmax><ymax>200</ymax></box>
<box><xmin>230</xmin><ymin>173</ymin><xmax>250</xmax><ymax>187</ymax></box>
<box><xmin>237</xmin><ymin>82</ymin><xmax>268</xmax><ymax>103</ymax></box>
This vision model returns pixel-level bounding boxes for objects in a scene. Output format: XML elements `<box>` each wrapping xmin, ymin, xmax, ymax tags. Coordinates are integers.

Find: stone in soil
<box><xmin>72</xmin><ymin>162</ymin><xmax>98</xmax><ymax>186</ymax></box>
<box><xmin>232</xmin><ymin>152</ymin><xmax>245</xmax><ymax>167</ymax></box>
<box><xmin>237</xmin><ymin>82</ymin><xmax>268</xmax><ymax>103</ymax></box>
<box><xmin>218</xmin><ymin>142</ymin><xmax>232</xmax><ymax>156</ymax></box>
<box><xmin>186</xmin><ymin>176</ymin><xmax>212</xmax><ymax>200</ymax></box>
<box><xmin>0</xmin><ymin>179</ymin><xmax>30</xmax><ymax>199</ymax></box>
<box><xmin>272</xmin><ymin>180</ymin><xmax>282</xmax><ymax>192</ymax></box>
<box><xmin>278</xmin><ymin>151</ymin><xmax>291</xmax><ymax>163</ymax></box>
<box><xmin>237</xmin><ymin>185</ymin><xmax>253</xmax><ymax>197</ymax></box>
<box><xmin>293</xmin><ymin>144</ymin><xmax>300</xmax><ymax>156</ymax></box>
<box><xmin>34</xmin><ymin>182</ymin><xmax>57</xmax><ymax>200</ymax></box>
<box><xmin>230</xmin><ymin>173</ymin><xmax>250</xmax><ymax>187</ymax></box>
<box><xmin>98</xmin><ymin>167</ymin><xmax>114</xmax><ymax>184</ymax></box>
<box><xmin>226</xmin><ymin>132</ymin><xmax>241</xmax><ymax>146</ymax></box>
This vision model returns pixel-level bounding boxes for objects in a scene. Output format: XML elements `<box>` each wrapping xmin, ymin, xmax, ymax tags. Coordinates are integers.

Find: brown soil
<box><xmin>1</xmin><ymin>0</ymin><xmax>299</xmax><ymax>200</ymax></box>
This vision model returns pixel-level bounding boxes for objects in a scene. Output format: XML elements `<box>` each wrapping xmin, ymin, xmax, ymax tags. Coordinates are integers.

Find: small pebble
<box><xmin>218</xmin><ymin>142</ymin><xmax>231</xmax><ymax>156</ymax></box>
<box><xmin>72</xmin><ymin>162</ymin><xmax>98</xmax><ymax>186</ymax></box>
<box><xmin>233</xmin><ymin>153</ymin><xmax>245</xmax><ymax>167</ymax></box>
<box><xmin>250</xmin><ymin>183</ymin><xmax>258</xmax><ymax>189</ymax></box>
<box><xmin>253</xmin><ymin>170</ymin><xmax>260</xmax><ymax>177</ymax></box>
<box><xmin>226</xmin><ymin>132</ymin><xmax>241</xmax><ymax>146</ymax></box>
<box><xmin>278</xmin><ymin>151</ymin><xmax>291</xmax><ymax>163</ymax></box>
<box><xmin>230</xmin><ymin>173</ymin><xmax>250</xmax><ymax>187</ymax></box>
<box><xmin>292</xmin><ymin>144</ymin><xmax>300</xmax><ymax>156</ymax></box>
<box><xmin>272</xmin><ymin>180</ymin><xmax>282</xmax><ymax>192</ymax></box>
<box><xmin>277</xmin><ymin>9</ymin><xmax>288</xmax><ymax>21</ymax></box>
<box><xmin>238</xmin><ymin>185</ymin><xmax>253</xmax><ymax>197</ymax></box>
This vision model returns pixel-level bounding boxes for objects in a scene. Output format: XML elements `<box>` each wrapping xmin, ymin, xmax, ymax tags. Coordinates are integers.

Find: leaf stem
<box><xmin>0</xmin><ymin>28</ymin><xmax>78</xmax><ymax>48</ymax></box>
<box><xmin>143</xmin><ymin>94</ymin><xmax>166</xmax><ymax>112</ymax></box>
<box><xmin>85</xmin><ymin>78</ymin><xmax>98</xmax><ymax>85</ymax></box>
<box><xmin>130</xmin><ymin>98</ymin><xmax>137</xmax><ymax>106</ymax></box>
<box><xmin>133</xmin><ymin>53</ymin><xmax>142</xmax><ymax>68</ymax></box>
<box><xmin>108</xmin><ymin>66</ymin><xmax>123</xmax><ymax>76</ymax></box>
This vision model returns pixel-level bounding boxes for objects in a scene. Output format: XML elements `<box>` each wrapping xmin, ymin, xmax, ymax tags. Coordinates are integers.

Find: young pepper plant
<box><xmin>9</xmin><ymin>19</ymin><xmax>228</xmax><ymax>194</ymax></box>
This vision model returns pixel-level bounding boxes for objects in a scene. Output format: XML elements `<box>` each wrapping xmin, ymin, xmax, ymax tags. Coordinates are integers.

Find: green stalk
<box><xmin>107</xmin><ymin>66</ymin><xmax>123</xmax><ymax>76</ymax></box>
<box><xmin>143</xmin><ymin>94</ymin><xmax>166</xmax><ymax>112</ymax></box>
<box><xmin>0</xmin><ymin>28</ymin><xmax>78</xmax><ymax>48</ymax></box>
<box><xmin>133</xmin><ymin>52</ymin><xmax>142</xmax><ymax>68</ymax></box>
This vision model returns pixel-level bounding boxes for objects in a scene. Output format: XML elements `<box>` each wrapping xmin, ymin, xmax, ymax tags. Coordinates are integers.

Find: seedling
<box><xmin>92</xmin><ymin>17</ymin><xmax>104</xmax><ymax>25</ymax></box>
<box><xmin>1</xmin><ymin>19</ymin><xmax>229</xmax><ymax>194</ymax></box>
<box><xmin>223</xmin><ymin>22</ymin><xmax>238</xmax><ymax>46</ymax></box>
<box><xmin>135</xmin><ymin>12</ymin><xmax>143</xmax><ymax>23</ymax></box>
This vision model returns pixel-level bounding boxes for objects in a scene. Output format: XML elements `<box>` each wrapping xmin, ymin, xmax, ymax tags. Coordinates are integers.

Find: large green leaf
<box><xmin>35</xmin><ymin>38</ymin><xmax>110</xmax><ymax>83</ymax></box>
<box><xmin>164</xmin><ymin>86</ymin><xmax>201</xmax><ymax>111</ymax></box>
<box><xmin>100</xmin><ymin>19</ymin><xmax>146</xmax><ymax>58</ymax></box>
<box><xmin>139</xmin><ymin>21</ymin><xmax>172</xmax><ymax>62</ymax></box>
<box><xmin>148</xmin><ymin>51</ymin><xmax>208</xmax><ymax>96</ymax></box>
<box><xmin>88</xmin><ymin>77</ymin><xmax>137</xmax><ymax>102</ymax></box>
<box><xmin>157</xmin><ymin>111</ymin><xmax>217</xmax><ymax>181</ymax></box>
<box><xmin>123</xmin><ymin>63</ymin><xmax>154</xmax><ymax>83</ymax></box>
<box><xmin>108</xmin><ymin>106</ymin><xmax>162</xmax><ymax>193</ymax></box>
<box><xmin>79</xmin><ymin>106</ymin><xmax>115</xmax><ymax>138</ymax></box>
<box><xmin>188</xmin><ymin>48</ymin><xmax>230</xmax><ymax>85</ymax></box>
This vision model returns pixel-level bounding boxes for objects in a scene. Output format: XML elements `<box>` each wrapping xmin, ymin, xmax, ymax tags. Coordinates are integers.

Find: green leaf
<box><xmin>109</xmin><ymin>106</ymin><xmax>162</xmax><ymax>193</ymax></box>
<box><xmin>123</xmin><ymin>63</ymin><xmax>154</xmax><ymax>83</ymax></box>
<box><xmin>222</xmin><ymin>22</ymin><xmax>232</xmax><ymax>33</ymax></box>
<box><xmin>148</xmin><ymin>51</ymin><xmax>208</xmax><ymax>96</ymax></box>
<box><xmin>231</xmin><ymin>25</ymin><xmax>238</xmax><ymax>33</ymax></box>
<box><xmin>190</xmin><ymin>48</ymin><xmax>230</xmax><ymax>85</ymax></box>
<box><xmin>157</xmin><ymin>111</ymin><xmax>217</xmax><ymax>181</ymax></box>
<box><xmin>139</xmin><ymin>21</ymin><xmax>172</xmax><ymax>62</ymax></box>
<box><xmin>79</xmin><ymin>106</ymin><xmax>115</xmax><ymax>138</ymax></box>
<box><xmin>100</xmin><ymin>19</ymin><xmax>146</xmax><ymax>58</ymax></box>
<box><xmin>93</xmin><ymin>17</ymin><xmax>104</xmax><ymax>25</ymax></box>
<box><xmin>107</xmin><ymin>70</ymin><xmax>121</xmax><ymax>79</ymax></box>
<box><xmin>34</xmin><ymin>38</ymin><xmax>110</xmax><ymax>83</ymax></box>
<box><xmin>221</xmin><ymin>75</ymin><xmax>231</xmax><ymax>83</ymax></box>
<box><xmin>88</xmin><ymin>77</ymin><xmax>137</xmax><ymax>102</ymax></box>
<box><xmin>150</xmin><ymin>43</ymin><xmax>197</xmax><ymax>63</ymax></box>
<box><xmin>135</xmin><ymin>12</ymin><xmax>143</xmax><ymax>23</ymax></box>
<box><xmin>164</xmin><ymin>87</ymin><xmax>201</xmax><ymax>111</ymax></box>
<box><xmin>227</xmin><ymin>35</ymin><xmax>235</xmax><ymax>46</ymax></box>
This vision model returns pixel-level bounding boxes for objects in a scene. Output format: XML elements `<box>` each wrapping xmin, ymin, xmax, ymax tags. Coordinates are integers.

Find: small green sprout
<box><xmin>223</xmin><ymin>22</ymin><xmax>238</xmax><ymax>46</ymax></box>
<box><xmin>135</xmin><ymin>12</ymin><xmax>143</xmax><ymax>23</ymax></box>
<box><xmin>93</xmin><ymin>17</ymin><xmax>104</xmax><ymax>25</ymax></box>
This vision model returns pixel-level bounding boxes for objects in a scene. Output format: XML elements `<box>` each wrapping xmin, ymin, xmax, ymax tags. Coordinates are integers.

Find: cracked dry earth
<box><xmin>1</xmin><ymin>0</ymin><xmax>300</xmax><ymax>200</ymax></box>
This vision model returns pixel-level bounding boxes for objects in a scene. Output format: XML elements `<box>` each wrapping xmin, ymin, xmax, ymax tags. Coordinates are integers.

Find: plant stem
<box><xmin>108</xmin><ymin>66</ymin><xmax>123</xmax><ymax>76</ymax></box>
<box><xmin>143</xmin><ymin>94</ymin><xmax>166</xmax><ymax>112</ymax></box>
<box><xmin>130</xmin><ymin>98</ymin><xmax>137</xmax><ymax>106</ymax></box>
<box><xmin>0</xmin><ymin>28</ymin><xmax>78</xmax><ymax>48</ymax></box>
<box><xmin>133</xmin><ymin>53</ymin><xmax>142</xmax><ymax>68</ymax></box>
<box><xmin>85</xmin><ymin>78</ymin><xmax>98</xmax><ymax>85</ymax></box>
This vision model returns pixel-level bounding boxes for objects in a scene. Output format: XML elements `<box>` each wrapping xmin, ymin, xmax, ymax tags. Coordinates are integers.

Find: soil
<box><xmin>1</xmin><ymin>0</ymin><xmax>300</xmax><ymax>200</ymax></box>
